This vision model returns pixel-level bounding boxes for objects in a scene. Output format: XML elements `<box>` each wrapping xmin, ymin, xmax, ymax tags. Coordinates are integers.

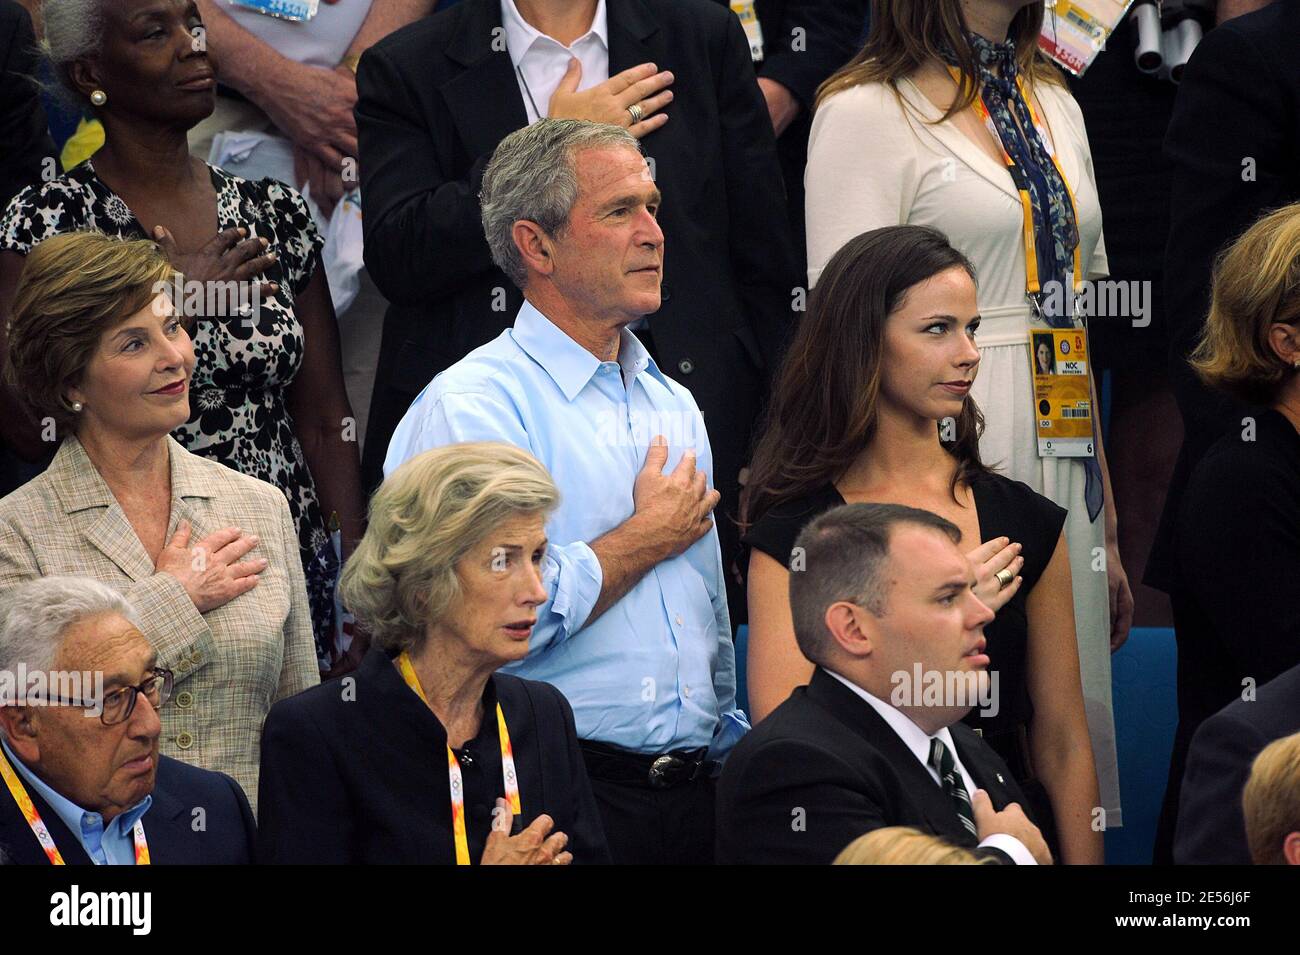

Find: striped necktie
<box><xmin>929</xmin><ymin>737</ymin><xmax>978</xmax><ymax>838</ymax></box>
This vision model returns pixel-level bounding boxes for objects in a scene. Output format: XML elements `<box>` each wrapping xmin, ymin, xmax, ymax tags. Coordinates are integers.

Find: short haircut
<box><xmin>788</xmin><ymin>503</ymin><xmax>962</xmax><ymax>667</ymax></box>
<box><xmin>1192</xmin><ymin>203</ymin><xmax>1300</xmax><ymax>405</ymax></box>
<box><xmin>1242</xmin><ymin>731</ymin><xmax>1300</xmax><ymax>865</ymax></box>
<box><xmin>480</xmin><ymin>118</ymin><xmax>641</xmax><ymax>288</ymax></box>
<box><xmin>0</xmin><ymin>576</ymin><xmax>141</xmax><ymax>703</ymax></box>
<box><xmin>339</xmin><ymin>442</ymin><xmax>560</xmax><ymax>655</ymax></box>
<box><xmin>6</xmin><ymin>232</ymin><xmax>179</xmax><ymax>432</ymax></box>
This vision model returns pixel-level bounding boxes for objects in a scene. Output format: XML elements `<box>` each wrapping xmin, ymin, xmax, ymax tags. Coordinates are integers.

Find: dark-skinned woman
<box><xmin>0</xmin><ymin>0</ymin><xmax>364</xmax><ymax>673</ymax></box>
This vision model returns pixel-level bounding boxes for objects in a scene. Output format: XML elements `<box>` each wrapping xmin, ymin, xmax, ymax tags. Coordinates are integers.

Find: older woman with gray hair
<box><xmin>0</xmin><ymin>0</ymin><xmax>364</xmax><ymax>670</ymax></box>
<box><xmin>0</xmin><ymin>576</ymin><xmax>255</xmax><ymax>865</ymax></box>
<box><xmin>257</xmin><ymin>442</ymin><xmax>610</xmax><ymax>864</ymax></box>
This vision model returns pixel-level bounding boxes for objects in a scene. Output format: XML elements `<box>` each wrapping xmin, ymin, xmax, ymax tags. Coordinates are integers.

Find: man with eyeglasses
<box><xmin>0</xmin><ymin>576</ymin><xmax>255</xmax><ymax>864</ymax></box>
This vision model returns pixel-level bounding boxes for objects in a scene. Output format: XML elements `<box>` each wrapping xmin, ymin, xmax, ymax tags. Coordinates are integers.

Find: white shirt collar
<box><xmin>501</xmin><ymin>0</ymin><xmax>609</xmax><ymax>67</ymax></box>
<box><xmin>821</xmin><ymin>667</ymin><xmax>961</xmax><ymax>774</ymax></box>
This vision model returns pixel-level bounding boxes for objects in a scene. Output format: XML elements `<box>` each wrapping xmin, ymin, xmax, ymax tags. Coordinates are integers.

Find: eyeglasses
<box><xmin>43</xmin><ymin>668</ymin><xmax>174</xmax><ymax>726</ymax></box>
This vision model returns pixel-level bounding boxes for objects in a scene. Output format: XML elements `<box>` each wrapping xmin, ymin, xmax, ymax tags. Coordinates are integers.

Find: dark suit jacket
<box><xmin>257</xmin><ymin>646</ymin><xmax>611</xmax><ymax>864</ymax></box>
<box><xmin>0</xmin><ymin>754</ymin><xmax>255</xmax><ymax>865</ymax></box>
<box><xmin>1147</xmin><ymin>0</ymin><xmax>1300</xmax><ymax>590</ymax></box>
<box><xmin>715</xmin><ymin>667</ymin><xmax>1033</xmax><ymax>864</ymax></box>
<box><xmin>707</xmin><ymin>0</ymin><xmax>867</xmax><ymax>268</ymax></box>
<box><xmin>1175</xmin><ymin>663</ymin><xmax>1300</xmax><ymax>865</ymax></box>
<box><xmin>0</xmin><ymin>0</ymin><xmax>56</xmax><ymax>212</ymax></box>
<box><xmin>356</xmin><ymin>0</ymin><xmax>801</xmax><ymax>549</ymax></box>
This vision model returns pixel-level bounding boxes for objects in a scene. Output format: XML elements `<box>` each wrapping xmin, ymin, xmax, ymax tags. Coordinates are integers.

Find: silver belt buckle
<box><xmin>648</xmin><ymin>755</ymin><xmax>676</xmax><ymax>789</ymax></box>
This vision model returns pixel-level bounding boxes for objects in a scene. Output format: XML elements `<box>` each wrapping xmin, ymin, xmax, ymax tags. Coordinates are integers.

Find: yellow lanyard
<box><xmin>396</xmin><ymin>651</ymin><xmax>521</xmax><ymax>865</ymax></box>
<box><xmin>0</xmin><ymin>745</ymin><xmax>149</xmax><ymax>865</ymax></box>
<box><xmin>948</xmin><ymin>67</ymin><xmax>1083</xmax><ymax>304</ymax></box>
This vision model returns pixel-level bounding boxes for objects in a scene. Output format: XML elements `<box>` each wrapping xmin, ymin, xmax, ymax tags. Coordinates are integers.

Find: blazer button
<box><xmin>191</xmin><ymin>650</ymin><xmax>203</xmax><ymax>664</ymax></box>
<box><xmin>175</xmin><ymin>691</ymin><xmax>193</xmax><ymax>708</ymax></box>
<box><xmin>177</xmin><ymin>660</ymin><xmax>190</xmax><ymax>673</ymax></box>
<box><xmin>677</xmin><ymin>358</ymin><xmax>695</xmax><ymax>375</ymax></box>
<box><xmin>176</xmin><ymin>731</ymin><xmax>194</xmax><ymax>750</ymax></box>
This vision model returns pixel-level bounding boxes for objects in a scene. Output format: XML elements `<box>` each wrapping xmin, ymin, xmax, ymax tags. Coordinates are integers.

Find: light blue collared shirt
<box><xmin>386</xmin><ymin>301</ymin><xmax>749</xmax><ymax>759</ymax></box>
<box><xmin>1</xmin><ymin>737</ymin><xmax>151</xmax><ymax>865</ymax></box>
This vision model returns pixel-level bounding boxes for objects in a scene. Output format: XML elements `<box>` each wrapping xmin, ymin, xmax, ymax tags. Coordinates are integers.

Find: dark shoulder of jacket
<box><xmin>155</xmin><ymin>754</ymin><xmax>239</xmax><ymax>805</ymax></box>
<box><xmin>496</xmin><ymin>671</ymin><xmax>571</xmax><ymax>724</ymax></box>
<box><xmin>366</xmin><ymin>3</ymin><xmax>467</xmax><ymax>63</ymax></box>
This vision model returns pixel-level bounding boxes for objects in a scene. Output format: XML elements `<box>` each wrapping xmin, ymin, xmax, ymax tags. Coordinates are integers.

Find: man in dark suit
<box><xmin>1147</xmin><ymin>0</ymin><xmax>1300</xmax><ymax>862</ymax></box>
<box><xmin>707</xmin><ymin>0</ymin><xmax>867</xmax><ymax>271</ymax></box>
<box><xmin>1174</xmin><ymin>662</ymin><xmax>1300</xmax><ymax>865</ymax></box>
<box><xmin>716</xmin><ymin>503</ymin><xmax>1052</xmax><ymax>865</ymax></box>
<box><xmin>0</xmin><ymin>577</ymin><xmax>254</xmax><ymax>865</ymax></box>
<box><xmin>356</xmin><ymin>0</ymin><xmax>801</xmax><ymax>613</ymax></box>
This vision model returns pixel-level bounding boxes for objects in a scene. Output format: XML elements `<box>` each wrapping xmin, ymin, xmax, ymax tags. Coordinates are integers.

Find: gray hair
<box><xmin>0</xmin><ymin>577</ymin><xmax>141</xmax><ymax>683</ymax></box>
<box><xmin>480</xmin><ymin>119</ymin><xmax>641</xmax><ymax>288</ymax></box>
<box><xmin>41</xmin><ymin>0</ymin><xmax>107</xmax><ymax>108</ymax></box>
<box><xmin>789</xmin><ymin>504</ymin><xmax>962</xmax><ymax>667</ymax></box>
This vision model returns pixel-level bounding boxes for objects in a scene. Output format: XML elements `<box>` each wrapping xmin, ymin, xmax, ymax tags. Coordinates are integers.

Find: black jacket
<box><xmin>1148</xmin><ymin>0</ymin><xmax>1300</xmax><ymax>590</ymax></box>
<box><xmin>0</xmin><ymin>754</ymin><xmax>255</xmax><ymax>865</ymax></box>
<box><xmin>355</xmin><ymin>0</ymin><xmax>801</xmax><ymax>544</ymax></box>
<box><xmin>257</xmin><ymin>646</ymin><xmax>611</xmax><ymax>864</ymax></box>
<box><xmin>707</xmin><ymin>0</ymin><xmax>867</xmax><ymax>268</ymax></box>
<box><xmin>715</xmin><ymin>667</ymin><xmax>1034</xmax><ymax>864</ymax></box>
<box><xmin>1175</xmin><ymin>663</ymin><xmax>1300</xmax><ymax>865</ymax></box>
<box><xmin>0</xmin><ymin>0</ymin><xmax>56</xmax><ymax>212</ymax></box>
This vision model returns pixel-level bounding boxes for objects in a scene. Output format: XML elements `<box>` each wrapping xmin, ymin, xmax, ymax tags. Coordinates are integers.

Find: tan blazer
<box><xmin>0</xmin><ymin>436</ymin><xmax>319</xmax><ymax>810</ymax></box>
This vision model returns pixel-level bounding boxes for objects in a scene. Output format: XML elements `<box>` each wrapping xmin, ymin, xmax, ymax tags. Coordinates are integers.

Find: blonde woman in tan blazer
<box><xmin>0</xmin><ymin>232</ymin><xmax>318</xmax><ymax>809</ymax></box>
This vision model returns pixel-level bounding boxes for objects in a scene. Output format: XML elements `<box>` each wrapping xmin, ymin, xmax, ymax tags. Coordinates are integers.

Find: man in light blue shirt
<box><xmin>385</xmin><ymin>118</ymin><xmax>749</xmax><ymax>863</ymax></box>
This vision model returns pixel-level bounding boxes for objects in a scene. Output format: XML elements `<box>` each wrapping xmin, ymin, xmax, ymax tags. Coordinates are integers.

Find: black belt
<box><xmin>579</xmin><ymin>740</ymin><xmax>715</xmax><ymax>790</ymax></box>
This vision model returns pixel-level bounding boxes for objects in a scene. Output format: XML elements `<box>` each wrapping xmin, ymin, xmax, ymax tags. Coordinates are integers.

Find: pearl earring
<box><xmin>71</xmin><ymin>401</ymin><xmax>83</xmax><ymax>412</ymax></box>
<box><xmin>90</xmin><ymin>90</ymin><xmax>107</xmax><ymax>106</ymax></box>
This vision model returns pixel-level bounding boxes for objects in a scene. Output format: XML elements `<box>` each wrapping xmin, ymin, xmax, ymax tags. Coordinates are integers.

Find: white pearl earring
<box><xmin>71</xmin><ymin>401</ymin><xmax>83</xmax><ymax>412</ymax></box>
<box><xmin>90</xmin><ymin>90</ymin><xmax>107</xmax><ymax>106</ymax></box>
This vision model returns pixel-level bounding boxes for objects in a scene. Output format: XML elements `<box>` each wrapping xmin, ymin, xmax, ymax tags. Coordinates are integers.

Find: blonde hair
<box><xmin>1191</xmin><ymin>204</ymin><xmax>1300</xmax><ymax>405</ymax></box>
<box><xmin>817</xmin><ymin>0</ymin><xmax>1062</xmax><ymax>115</ymax></box>
<box><xmin>1242</xmin><ymin>732</ymin><xmax>1300</xmax><ymax>865</ymax></box>
<box><xmin>339</xmin><ymin>442</ymin><xmax>560</xmax><ymax>654</ymax></box>
<box><xmin>6</xmin><ymin>231</ymin><xmax>179</xmax><ymax>432</ymax></box>
<box><xmin>833</xmin><ymin>826</ymin><xmax>993</xmax><ymax>865</ymax></box>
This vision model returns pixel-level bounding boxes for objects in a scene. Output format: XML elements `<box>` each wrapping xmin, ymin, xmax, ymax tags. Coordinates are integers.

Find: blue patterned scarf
<box><xmin>942</xmin><ymin>32</ymin><xmax>1080</xmax><ymax>328</ymax></box>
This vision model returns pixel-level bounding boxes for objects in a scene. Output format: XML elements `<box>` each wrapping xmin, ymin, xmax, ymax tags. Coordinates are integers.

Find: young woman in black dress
<box><xmin>742</xmin><ymin>225</ymin><xmax>1102</xmax><ymax>863</ymax></box>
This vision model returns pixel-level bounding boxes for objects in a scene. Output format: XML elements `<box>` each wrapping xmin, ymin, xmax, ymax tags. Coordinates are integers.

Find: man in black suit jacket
<box><xmin>356</xmin><ymin>0</ymin><xmax>801</xmax><ymax>610</ymax></box>
<box><xmin>1174</xmin><ymin>662</ymin><xmax>1300</xmax><ymax>865</ymax></box>
<box><xmin>717</xmin><ymin>503</ymin><xmax>1052</xmax><ymax>865</ymax></box>
<box><xmin>707</xmin><ymin>0</ymin><xmax>867</xmax><ymax>270</ymax></box>
<box><xmin>0</xmin><ymin>577</ymin><xmax>254</xmax><ymax>865</ymax></box>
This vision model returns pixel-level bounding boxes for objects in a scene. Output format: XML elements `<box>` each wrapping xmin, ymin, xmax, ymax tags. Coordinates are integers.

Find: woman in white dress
<box><xmin>805</xmin><ymin>0</ymin><xmax>1128</xmax><ymax>827</ymax></box>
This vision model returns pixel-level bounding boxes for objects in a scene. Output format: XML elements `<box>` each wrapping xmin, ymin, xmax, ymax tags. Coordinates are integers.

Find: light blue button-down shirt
<box><xmin>386</xmin><ymin>301</ymin><xmax>749</xmax><ymax>759</ymax></box>
<box><xmin>1</xmin><ymin>737</ymin><xmax>151</xmax><ymax>865</ymax></box>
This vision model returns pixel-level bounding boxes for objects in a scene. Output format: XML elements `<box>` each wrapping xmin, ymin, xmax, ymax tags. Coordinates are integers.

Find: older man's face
<box><xmin>549</xmin><ymin>145</ymin><xmax>664</xmax><ymax>325</ymax></box>
<box><xmin>17</xmin><ymin>613</ymin><xmax>161</xmax><ymax>819</ymax></box>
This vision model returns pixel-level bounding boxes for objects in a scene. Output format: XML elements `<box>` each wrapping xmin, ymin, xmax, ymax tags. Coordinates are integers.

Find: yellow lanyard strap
<box><xmin>948</xmin><ymin>67</ymin><xmax>1083</xmax><ymax>301</ymax></box>
<box><xmin>397</xmin><ymin>651</ymin><xmax>521</xmax><ymax>865</ymax></box>
<box><xmin>1</xmin><ymin>744</ymin><xmax>149</xmax><ymax>865</ymax></box>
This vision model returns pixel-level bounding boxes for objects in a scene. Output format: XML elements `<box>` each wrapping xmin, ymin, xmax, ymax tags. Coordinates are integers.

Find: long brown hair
<box><xmin>816</xmin><ymin>0</ymin><xmax>1061</xmax><ymax>119</ymax></box>
<box><xmin>742</xmin><ymin>226</ymin><xmax>989</xmax><ymax>532</ymax></box>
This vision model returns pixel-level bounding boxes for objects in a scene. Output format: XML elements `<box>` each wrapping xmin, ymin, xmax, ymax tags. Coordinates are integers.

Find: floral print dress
<box><xmin>1</xmin><ymin>160</ymin><xmax>338</xmax><ymax>667</ymax></box>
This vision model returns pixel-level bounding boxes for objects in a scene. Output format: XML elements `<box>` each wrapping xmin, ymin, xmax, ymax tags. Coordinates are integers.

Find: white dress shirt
<box><xmin>502</xmin><ymin>0</ymin><xmax>610</xmax><ymax>124</ymax></box>
<box><xmin>823</xmin><ymin>668</ymin><xmax>1037</xmax><ymax>865</ymax></box>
